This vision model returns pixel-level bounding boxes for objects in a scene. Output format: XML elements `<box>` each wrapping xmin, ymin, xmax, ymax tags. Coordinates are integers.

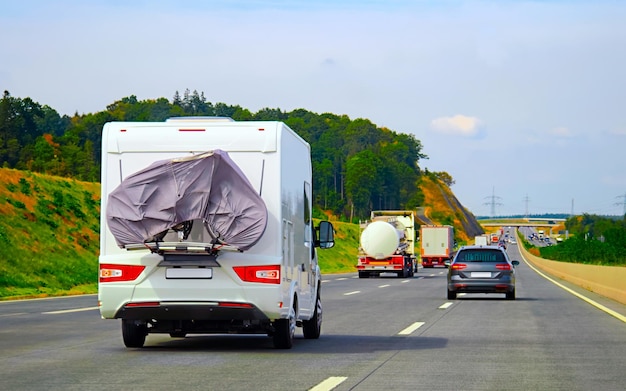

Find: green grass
<box><xmin>0</xmin><ymin>169</ymin><xmax>100</xmax><ymax>300</ymax></box>
<box><xmin>316</xmin><ymin>219</ymin><xmax>360</xmax><ymax>274</ymax></box>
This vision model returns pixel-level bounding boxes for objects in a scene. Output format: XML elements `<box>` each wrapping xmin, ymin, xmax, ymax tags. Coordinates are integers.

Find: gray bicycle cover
<box><xmin>106</xmin><ymin>149</ymin><xmax>267</xmax><ymax>251</ymax></box>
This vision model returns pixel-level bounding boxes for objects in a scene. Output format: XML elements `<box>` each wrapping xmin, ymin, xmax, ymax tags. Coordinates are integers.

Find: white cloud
<box><xmin>430</xmin><ymin>115</ymin><xmax>482</xmax><ymax>137</ymax></box>
<box><xmin>608</xmin><ymin>127</ymin><xmax>626</xmax><ymax>136</ymax></box>
<box><xmin>601</xmin><ymin>173</ymin><xmax>626</xmax><ymax>186</ymax></box>
<box><xmin>549</xmin><ymin>126</ymin><xmax>573</xmax><ymax>137</ymax></box>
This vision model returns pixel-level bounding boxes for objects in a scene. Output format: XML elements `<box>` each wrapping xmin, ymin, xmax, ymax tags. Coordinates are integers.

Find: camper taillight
<box><xmin>233</xmin><ymin>265</ymin><xmax>281</xmax><ymax>284</ymax></box>
<box><xmin>99</xmin><ymin>264</ymin><xmax>145</xmax><ymax>283</ymax></box>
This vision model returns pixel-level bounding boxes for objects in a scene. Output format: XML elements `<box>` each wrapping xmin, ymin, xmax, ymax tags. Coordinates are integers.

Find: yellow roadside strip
<box><xmin>521</xmin><ymin>254</ymin><xmax>626</xmax><ymax>323</ymax></box>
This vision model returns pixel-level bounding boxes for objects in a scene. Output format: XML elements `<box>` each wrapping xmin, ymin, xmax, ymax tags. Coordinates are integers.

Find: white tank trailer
<box><xmin>356</xmin><ymin>211</ymin><xmax>416</xmax><ymax>278</ymax></box>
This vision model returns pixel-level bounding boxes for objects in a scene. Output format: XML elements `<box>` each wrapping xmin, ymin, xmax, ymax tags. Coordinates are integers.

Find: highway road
<box><xmin>1</xmin><ymin>241</ymin><xmax>625</xmax><ymax>391</ymax></box>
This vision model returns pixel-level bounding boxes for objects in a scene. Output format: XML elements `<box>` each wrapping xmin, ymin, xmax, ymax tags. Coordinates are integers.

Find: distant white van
<box><xmin>98</xmin><ymin>117</ymin><xmax>335</xmax><ymax>349</ymax></box>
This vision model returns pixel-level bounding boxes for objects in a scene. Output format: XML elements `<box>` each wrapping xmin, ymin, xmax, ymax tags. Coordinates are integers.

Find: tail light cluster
<box><xmin>450</xmin><ymin>263</ymin><xmax>467</xmax><ymax>270</ymax></box>
<box><xmin>233</xmin><ymin>265</ymin><xmax>281</xmax><ymax>284</ymax></box>
<box><xmin>99</xmin><ymin>264</ymin><xmax>145</xmax><ymax>283</ymax></box>
<box><xmin>495</xmin><ymin>263</ymin><xmax>512</xmax><ymax>270</ymax></box>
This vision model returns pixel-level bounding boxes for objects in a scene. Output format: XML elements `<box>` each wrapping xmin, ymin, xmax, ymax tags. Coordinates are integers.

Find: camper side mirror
<box><xmin>315</xmin><ymin>221</ymin><xmax>335</xmax><ymax>249</ymax></box>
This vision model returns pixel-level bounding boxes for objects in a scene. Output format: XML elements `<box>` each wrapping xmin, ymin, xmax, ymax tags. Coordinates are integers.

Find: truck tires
<box><xmin>122</xmin><ymin>319</ymin><xmax>147</xmax><ymax>348</ymax></box>
<box><xmin>358</xmin><ymin>271</ymin><xmax>369</xmax><ymax>278</ymax></box>
<box><xmin>303</xmin><ymin>293</ymin><xmax>322</xmax><ymax>339</ymax></box>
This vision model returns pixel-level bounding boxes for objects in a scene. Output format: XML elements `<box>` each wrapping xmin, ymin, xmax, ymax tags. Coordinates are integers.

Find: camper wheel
<box><xmin>303</xmin><ymin>290</ymin><xmax>322</xmax><ymax>339</ymax></box>
<box><xmin>273</xmin><ymin>300</ymin><xmax>296</xmax><ymax>349</ymax></box>
<box><xmin>122</xmin><ymin>319</ymin><xmax>147</xmax><ymax>348</ymax></box>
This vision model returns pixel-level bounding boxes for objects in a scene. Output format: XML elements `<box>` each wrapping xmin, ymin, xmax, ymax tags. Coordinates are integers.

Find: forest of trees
<box><xmin>0</xmin><ymin>89</ymin><xmax>436</xmax><ymax>220</ymax></box>
<box><xmin>539</xmin><ymin>214</ymin><xmax>626</xmax><ymax>265</ymax></box>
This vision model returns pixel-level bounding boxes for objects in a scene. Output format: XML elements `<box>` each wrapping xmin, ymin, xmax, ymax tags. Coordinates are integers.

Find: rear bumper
<box><xmin>422</xmin><ymin>258</ymin><xmax>448</xmax><ymax>267</ymax></box>
<box><xmin>448</xmin><ymin>281</ymin><xmax>515</xmax><ymax>293</ymax></box>
<box><xmin>357</xmin><ymin>265</ymin><xmax>403</xmax><ymax>271</ymax></box>
<box><xmin>115</xmin><ymin>302</ymin><xmax>275</xmax><ymax>335</ymax></box>
<box><xmin>115</xmin><ymin>301</ymin><xmax>270</xmax><ymax>321</ymax></box>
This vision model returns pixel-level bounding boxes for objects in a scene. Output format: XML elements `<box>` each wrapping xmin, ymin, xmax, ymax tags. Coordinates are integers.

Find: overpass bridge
<box><xmin>479</xmin><ymin>218</ymin><xmax>566</xmax><ymax>228</ymax></box>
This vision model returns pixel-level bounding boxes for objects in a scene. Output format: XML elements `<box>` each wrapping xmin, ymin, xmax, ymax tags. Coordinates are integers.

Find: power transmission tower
<box><xmin>483</xmin><ymin>186</ymin><xmax>503</xmax><ymax>218</ymax></box>
<box><xmin>616</xmin><ymin>193</ymin><xmax>626</xmax><ymax>216</ymax></box>
<box><xmin>523</xmin><ymin>194</ymin><xmax>530</xmax><ymax>218</ymax></box>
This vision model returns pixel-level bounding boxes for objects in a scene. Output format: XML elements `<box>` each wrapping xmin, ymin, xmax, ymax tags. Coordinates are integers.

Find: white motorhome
<box><xmin>98</xmin><ymin>117</ymin><xmax>334</xmax><ymax>349</ymax></box>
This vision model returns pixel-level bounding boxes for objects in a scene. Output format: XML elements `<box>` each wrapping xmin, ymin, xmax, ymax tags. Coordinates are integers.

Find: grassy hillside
<box><xmin>0</xmin><ymin>169</ymin><xmax>481</xmax><ymax>299</ymax></box>
<box><xmin>316</xmin><ymin>220</ymin><xmax>360</xmax><ymax>274</ymax></box>
<box><xmin>0</xmin><ymin>169</ymin><xmax>100</xmax><ymax>299</ymax></box>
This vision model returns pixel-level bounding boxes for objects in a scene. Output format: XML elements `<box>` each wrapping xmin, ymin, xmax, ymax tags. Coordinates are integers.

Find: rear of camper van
<box><xmin>98</xmin><ymin>118</ymin><xmax>334</xmax><ymax>349</ymax></box>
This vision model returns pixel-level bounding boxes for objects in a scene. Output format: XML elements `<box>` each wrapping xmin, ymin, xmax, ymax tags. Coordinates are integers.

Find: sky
<box><xmin>1</xmin><ymin>0</ymin><xmax>625</xmax><ymax>217</ymax></box>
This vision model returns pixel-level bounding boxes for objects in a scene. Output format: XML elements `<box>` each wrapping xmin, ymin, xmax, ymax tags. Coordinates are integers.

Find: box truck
<box><xmin>474</xmin><ymin>235</ymin><xmax>489</xmax><ymax>246</ymax></box>
<box><xmin>98</xmin><ymin>117</ymin><xmax>335</xmax><ymax>349</ymax></box>
<box><xmin>420</xmin><ymin>225</ymin><xmax>455</xmax><ymax>268</ymax></box>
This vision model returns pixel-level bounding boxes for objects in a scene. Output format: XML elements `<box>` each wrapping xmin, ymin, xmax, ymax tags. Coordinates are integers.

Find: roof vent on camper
<box><xmin>166</xmin><ymin>116</ymin><xmax>234</xmax><ymax>122</ymax></box>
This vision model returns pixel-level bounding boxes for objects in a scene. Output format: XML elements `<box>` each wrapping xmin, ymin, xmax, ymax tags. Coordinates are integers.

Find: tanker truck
<box><xmin>356</xmin><ymin>210</ymin><xmax>417</xmax><ymax>278</ymax></box>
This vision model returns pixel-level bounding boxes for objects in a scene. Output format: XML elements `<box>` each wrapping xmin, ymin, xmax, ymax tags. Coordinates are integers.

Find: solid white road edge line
<box><xmin>42</xmin><ymin>306</ymin><xmax>99</xmax><ymax>314</ymax></box>
<box><xmin>0</xmin><ymin>293</ymin><xmax>98</xmax><ymax>303</ymax></box>
<box><xmin>520</xmin><ymin>253</ymin><xmax>626</xmax><ymax>323</ymax></box>
<box><xmin>309</xmin><ymin>376</ymin><xmax>348</xmax><ymax>391</ymax></box>
<box><xmin>398</xmin><ymin>321</ymin><xmax>425</xmax><ymax>335</ymax></box>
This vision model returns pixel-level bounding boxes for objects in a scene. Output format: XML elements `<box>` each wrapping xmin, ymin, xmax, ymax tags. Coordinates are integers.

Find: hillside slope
<box><xmin>417</xmin><ymin>174</ymin><xmax>484</xmax><ymax>243</ymax></box>
<box><xmin>0</xmin><ymin>169</ymin><xmax>100</xmax><ymax>298</ymax></box>
<box><xmin>0</xmin><ymin>168</ymin><xmax>483</xmax><ymax>298</ymax></box>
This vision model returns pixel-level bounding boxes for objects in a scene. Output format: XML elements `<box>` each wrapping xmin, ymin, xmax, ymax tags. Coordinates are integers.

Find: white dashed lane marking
<box><xmin>398</xmin><ymin>321</ymin><xmax>425</xmax><ymax>335</ymax></box>
<box><xmin>344</xmin><ymin>291</ymin><xmax>360</xmax><ymax>296</ymax></box>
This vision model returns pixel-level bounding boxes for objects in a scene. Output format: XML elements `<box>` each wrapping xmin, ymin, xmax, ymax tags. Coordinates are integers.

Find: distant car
<box><xmin>447</xmin><ymin>245</ymin><xmax>519</xmax><ymax>300</ymax></box>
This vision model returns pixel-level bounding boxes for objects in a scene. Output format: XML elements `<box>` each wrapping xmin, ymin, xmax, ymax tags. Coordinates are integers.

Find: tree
<box><xmin>0</xmin><ymin>91</ymin><xmax>47</xmax><ymax>168</ymax></box>
<box><xmin>434</xmin><ymin>171</ymin><xmax>455</xmax><ymax>187</ymax></box>
<box><xmin>31</xmin><ymin>134</ymin><xmax>58</xmax><ymax>173</ymax></box>
<box><xmin>172</xmin><ymin>90</ymin><xmax>182</xmax><ymax>106</ymax></box>
<box><xmin>345</xmin><ymin>150</ymin><xmax>382</xmax><ymax>218</ymax></box>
